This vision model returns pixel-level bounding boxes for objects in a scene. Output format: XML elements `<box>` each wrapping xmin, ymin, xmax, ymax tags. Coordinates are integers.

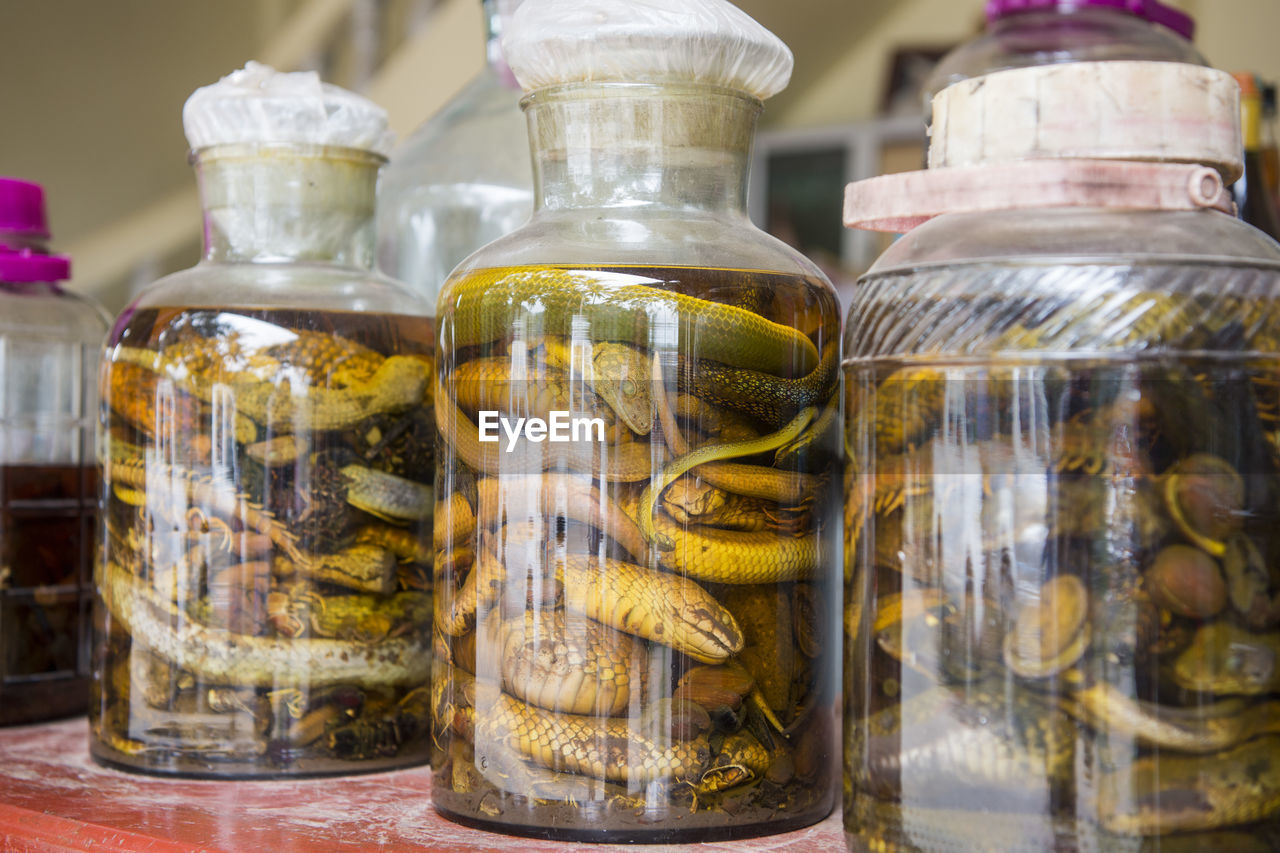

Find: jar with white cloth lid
<box><xmin>91</xmin><ymin>63</ymin><xmax>435</xmax><ymax>778</ymax></box>
<box><xmin>431</xmin><ymin>0</ymin><xmax>841</xmax><ymax>840</ymax></box>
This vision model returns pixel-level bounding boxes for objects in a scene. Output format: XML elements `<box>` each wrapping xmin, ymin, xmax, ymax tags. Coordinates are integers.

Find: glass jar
<box><xmin>432</xmin><ymin>83</ymin><xmax>842</xmax><ymax>841</ymax></box>
<box><xmin>377</xmin><ymin>0</ymin><xmax>533</xmax><ymax>308</ymax></box>
<box><xmin>924</xmin><ymin>0</ymin><xmax>1205</xmax><ymax>112</ymax></box>
<box><xmin>91</xmin><ymin>144</ymin><xmax>435</xmax><ymax>777</ymax></box>
<box><xmin>0</xmin><ymin>178</ymin><xmax>109</xmax><ymax>725</ymax></box>
<box><xmin>843</xmin><ymin>205</ymin><xmax>1280</xmax><ymax>850</ymax></box>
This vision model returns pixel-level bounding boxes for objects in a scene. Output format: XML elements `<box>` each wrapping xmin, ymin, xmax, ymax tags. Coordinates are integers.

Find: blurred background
<box><xmin>2</xmin><ymin>0</ymin><xmax>1277</xmax><ymax>313</ymax></box>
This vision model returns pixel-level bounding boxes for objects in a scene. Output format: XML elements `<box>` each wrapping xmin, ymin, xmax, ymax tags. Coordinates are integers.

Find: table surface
<box><xmin>0</xmin><ymin>717</ymin><xmax>843</xmax><ymax>853</ymax></box>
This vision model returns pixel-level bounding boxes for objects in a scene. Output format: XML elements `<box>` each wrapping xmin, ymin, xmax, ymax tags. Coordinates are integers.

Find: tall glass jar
<box><xmin>843</xmin><ymin>205</ymin><xmax>1280</xmax><ymax>848</ymax></box>
<box><xmin>432</xmin><ymin>80</ymin><xmax>842</xmax><ymax>840</ymax></box>
<box><xmin>0</xmin><ymin>178</ymin><xmax>109</xmax><ymax>725</ymax></box>
<box><xmin>91</xmin><ymin>141</ymin><xmax>435</xmax><ymax>777</ymax></box>
<box><xmin>377</xmin><ymin>0</ymin><xmax>532</xmax><ymax>307</ymax></box>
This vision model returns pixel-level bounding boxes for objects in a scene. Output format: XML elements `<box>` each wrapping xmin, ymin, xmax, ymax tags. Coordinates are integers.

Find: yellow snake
<box><xmin>635</xmin><ymin>406</ymin><xmax>816</xmax><ymax>550</ymax></box>
<box><xmin>100</xmin><ymin>562</ymin><xmax>429</xmax><ymax>688</ymax></box>
<box><xmin>494</xmin><ymin>610</ymin><xmax>643</xmax><ymax>717</ymax></box>
<box><xmin>442</xmin><ymin>266</ymin><xmax>818</xmax><ymax>378</ymax></box>
<box><xmin>442</xmin><ymin>535</ymin><xmax>742</xmax><ymax>665</ymax></box>
<box><xmin>1099</xmin><ymin>734</ymin><xmax>1280</xmax><ymax>835</ymax></box>
<box><xmin>436</xmin><ymin>387</ymin><xmax>653</xmax><ymax>482</ymax></box>
<box><xmin>113</xmin><ymin>342</ymin><xmax>429</xmax><ymax>433</ymax></box>
<box><xmin>448</xmin><ymin>669</ymin><xmax>711</xmax><ymax>785</ymax></box>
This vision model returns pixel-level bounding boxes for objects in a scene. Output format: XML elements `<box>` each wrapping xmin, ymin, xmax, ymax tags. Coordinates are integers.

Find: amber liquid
<box><xmin>433</xmin><ymin>265</ymin><xmax>841</xmax><ymax>841</ymax></box>
<box><xmin>0</xmin><ymin>464</ymin><xmax>97</xmax><ymax>725</ymax></box>
<box><xmin>845</xmin><ymin>357</ymin><xmax>1280</xmax><ymax>851</ymax></box>
<box><xmin>91</xmin><ymin>306</ymin><xmax>434</xmax><ymax>777</ymax></box>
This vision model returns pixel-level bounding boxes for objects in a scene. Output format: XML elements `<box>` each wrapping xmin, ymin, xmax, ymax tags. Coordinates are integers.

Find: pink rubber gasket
<box><xmin>844</xmin><ymin>160</ymin><xmax>1234</xmax><ymax>234</ymax></box>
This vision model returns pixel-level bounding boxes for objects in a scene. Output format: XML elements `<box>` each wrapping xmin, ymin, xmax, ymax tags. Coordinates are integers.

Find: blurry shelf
<box><xmin>0</xmin><ymin>717</ymin><xmax>842</xmax><ymax>852</ymax></box>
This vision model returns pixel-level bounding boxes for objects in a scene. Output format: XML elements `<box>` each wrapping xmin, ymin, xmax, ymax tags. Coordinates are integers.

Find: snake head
<box><xmin>590</xmin><ymin>343</ymin><xmax>654</xmax><ymax>436</ymax></box>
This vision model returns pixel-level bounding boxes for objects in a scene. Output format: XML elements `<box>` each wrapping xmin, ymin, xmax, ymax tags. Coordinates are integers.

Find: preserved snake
<box><xmin>95</xmin><ymin>308</ymin><xmax>435</xmax><ymax>775</ymax></box>
<box><xmin>434</xmin><ymin>264</ymin><xmax>839</xmax><ymax>833</ymax></box>
<box><xmin>847</xmin><ymin>344</ymin><xmax>1280</xmax><ymax>846</ymax></box>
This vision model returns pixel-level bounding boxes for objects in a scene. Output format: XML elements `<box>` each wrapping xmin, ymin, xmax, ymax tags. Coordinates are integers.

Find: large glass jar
<box><xmin>924</xmin><ymin>0</ymin><xmax>1204</xmax><ymax>112</ymax></box>
<box><xmin>432</xmin><ymin>80</ymin><xmax>842</xmax><ymax>840</ymax></box>
<box><xmin>377</xmin><ymin>0</ymin><xmax>532</xmax><ymax>308</ymax></box>
<box><xmin>843</xmin><ymin>205</ymin><xmax>1280</xmax><ymax>850</ymax></box>
<box><xmin>0</xmin><ymin>178</ymin><xmax>109</xmax><ymax>725</ymax></box>
<box><xmin>91</xmin><ymin>141</ymin><xmax>435</xmax><ymax>777</ymax></box>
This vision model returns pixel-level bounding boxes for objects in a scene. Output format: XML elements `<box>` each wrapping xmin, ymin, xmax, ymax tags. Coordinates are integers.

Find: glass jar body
<box><xmin>924</xmin><ymin>7</ymin><xmax>1206</xmax><ymax>112</ymax></box>
<box><xmin>376</xmin><ymin>65</ymin><xmax>533</xmax><ymax>309</ymax></box>
<box><xmin>91</xmin><ymin>148</ymin><xmax>437</xmax><ymax>778</ymax></box>
<box><xmin>843</xmin><ymin>208</ymin><xmax>1280</xmax><ymax>851</ymax></box>
<box><xmin>0</xmin><ymin>283</ymin><xmax>108</xmax><ymax>724</ymax></box>
<box><xmin>431</xmin><ymin>85</ymin><xmax>843</xmax><ymax>841</ymax></box>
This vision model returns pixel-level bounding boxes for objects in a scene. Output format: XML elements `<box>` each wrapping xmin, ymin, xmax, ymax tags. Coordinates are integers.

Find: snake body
<box><xmin>435</xmin><ymin>265</ymin><xmax>836</xmax><ymax>814</ymax></box>
<box><xmin>559</xmin><ymin>554</ymin><xmax>744</xmax><ymax>664</ymax></box>
<box><xmin>443</xmin><ymin>266</ymin><xmax>818</xmax><ymax>377</ymax></box>
<box><xmin>497</xmin><ymin>610</ymin><xmax>643</xmax><ymax>716</ymax></box>
<box><xmin>859</xmin><ymin>684</ymin><xmax>1076</xmax><ymax>808</ymax></box>
<box><xmin>1100</xmin><ymin>735</ymin><xmax>1280</xmax><ymax>835</ymax></box>
<box><xmin>102</xmin><ymin>563</ymin><xmax>428</xmax><ymax>688</ymax></box>
<box><xmin>449</xmin><ymin>671</ymin><xmax>710</xmax><ymax>785</ymax></box>
<box><xmin>113</xmin><ymin>343</ymin><xmax>429</xmax><ymax>433</ymax></box>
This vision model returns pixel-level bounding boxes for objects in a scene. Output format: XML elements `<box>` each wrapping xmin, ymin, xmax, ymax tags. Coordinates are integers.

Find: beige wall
<box><xmin>0</xmin><ymin>1</ymin><xmax>281</xmax><ymax>245</ymax></box>
<box><xmin>774</xmin><ymin>0</ymin><xmax>1280</xmax><ymax>128</ymax></box>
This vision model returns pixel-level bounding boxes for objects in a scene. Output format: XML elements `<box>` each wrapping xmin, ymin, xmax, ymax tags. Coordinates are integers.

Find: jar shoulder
<box><xmin>846</xmin><ymin>210</ymin><xmax>1280</xmax><ymax>360</ymax></box>
<box><xmin>442</xmin><ymin>211</ymin><xmax>834</xmax><ymax>302</ymax></box>
<box><xmin>0</xmin><ymin>286</ymin><xmax>111</xmax><ymax>342</ymax></box>
<box><xmin>124</xmin><ymin>263</ymin><xmax>432</xmax><ymax>318</ymax></box>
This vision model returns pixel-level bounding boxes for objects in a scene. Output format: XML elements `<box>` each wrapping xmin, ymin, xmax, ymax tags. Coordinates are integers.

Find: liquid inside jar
<box><xmin>0</xmin><ymin>464</ymin><xmax>97</xmax><ymax>724</ymax></box>
<box><xmin>845</xmin><ymin>355</ymin><xmax>1280</xmax><ymax>851</ymax></box>
<box><xmin>92</xmin><ymin>307</ymin><xmax>434</xmax><ymax>777</ymax></box>
<box><xmin>433</xmin><ymin>265</ymin><xmax>841</xmax><ymax>841</ymax></box>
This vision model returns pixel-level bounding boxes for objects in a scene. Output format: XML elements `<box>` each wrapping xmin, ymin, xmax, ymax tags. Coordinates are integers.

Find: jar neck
<box><xmin>523</xmin><ymin>84</ymin><xmax>760</xmax><ymax>216</ymax></box>
<box><xmin>194</xmin><ymin>145</ymin><xmax>381</xmax><ymax>267</ymax></box>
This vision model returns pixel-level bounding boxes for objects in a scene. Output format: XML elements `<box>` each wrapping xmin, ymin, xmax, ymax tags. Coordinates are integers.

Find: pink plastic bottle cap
<box><xmin>0</xmin><ymin>246</ymin><xmax>71</xmax><ymax>283</ymax></box>
<box><xmin>985</xmin><ymin>0</ymin><xmax>1196</xmax><ymax>41</ymax></box>
<box><xmin>0</xmin><ymin>177</ymin><xmax>52</xmax><ymax>241</ymax></box>
<box><xmin>0</xmin><ymin>178</ymin><xmax>70</xmax><ymax>282</ymax></box>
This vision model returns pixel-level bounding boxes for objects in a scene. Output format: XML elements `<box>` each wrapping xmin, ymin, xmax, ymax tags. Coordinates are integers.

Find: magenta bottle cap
<box><xmin>0</xmin><ymin>177</ymin><xmax>52</xmax><ymax>240</ymax></box>
<box><xmin>0</xmin><ymin>246</ymin><xmax>71</xmax><ymax>283</ymax></box>
<box><xmin>0</xmin><ymin>177</ymin><xmax>71</xmax><ymax>283</ymax></box>
<box><xmin>985</xmin><ymin>0</ymin><xmax>1196</xmax><ymax>41</ymax></box>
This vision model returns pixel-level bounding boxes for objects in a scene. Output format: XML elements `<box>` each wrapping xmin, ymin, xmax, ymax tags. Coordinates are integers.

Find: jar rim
<box><xmin>187</xmin><ymin>142</ymin><xmax>387</xmax><ymax>168</ymax></box>
<box><xmin>519</xmin><ymin>81</ymin><xmax>763</xmax><ymax>112</ymax></box>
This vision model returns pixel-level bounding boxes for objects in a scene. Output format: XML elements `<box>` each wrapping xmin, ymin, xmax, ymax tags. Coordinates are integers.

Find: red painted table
<box><xmin>0</xmin><ymin>718</ymin><xmax>842</xmax><ymax>852</ymax></box>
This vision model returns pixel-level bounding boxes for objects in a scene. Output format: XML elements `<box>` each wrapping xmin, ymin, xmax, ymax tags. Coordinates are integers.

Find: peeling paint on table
<box><xmin>0</xmin><ymin>718</ymin><xmax>843</xmax><ymax>852</ymax></box>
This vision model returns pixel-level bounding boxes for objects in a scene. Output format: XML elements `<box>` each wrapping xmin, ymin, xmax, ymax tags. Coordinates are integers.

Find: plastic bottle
<box><xmin>0</xmin><ymin>178</ymin><xmax>109</xmax><ymax>725</ymax></box>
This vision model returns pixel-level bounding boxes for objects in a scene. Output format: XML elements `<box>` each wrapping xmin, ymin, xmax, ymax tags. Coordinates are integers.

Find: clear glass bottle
<box><xmin>377</xmin><ymin>0</ymin><xmax>532</xmax><ymax>308</ymax></box>
<box><xmin>431</xmin><ymin>69</ymin><xmax>842</xmax><ymax>849</ymax></box>
<box><xmin>0</xmin><ymin>177</ymin><xmax>109</xmax><ymax>725</ymax></box>
<box><xmin>1233</xmin><ymin>71</ymin><xmax>1280</xmax><ymax>241</ymax></box>
<box><xmin>91</xmin><ymin>74</ymin><xmax>435</xmax><ymax>776</ymax></box>
<box><xmin>843</xmin><ymin>175</ymin><xmax>1280</xmax><ymax>848</ymax></box>
<box><xmin>924</xmin><ymin>0</ymin><xmax>1205</xmax><ymax>112</ymax></box>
